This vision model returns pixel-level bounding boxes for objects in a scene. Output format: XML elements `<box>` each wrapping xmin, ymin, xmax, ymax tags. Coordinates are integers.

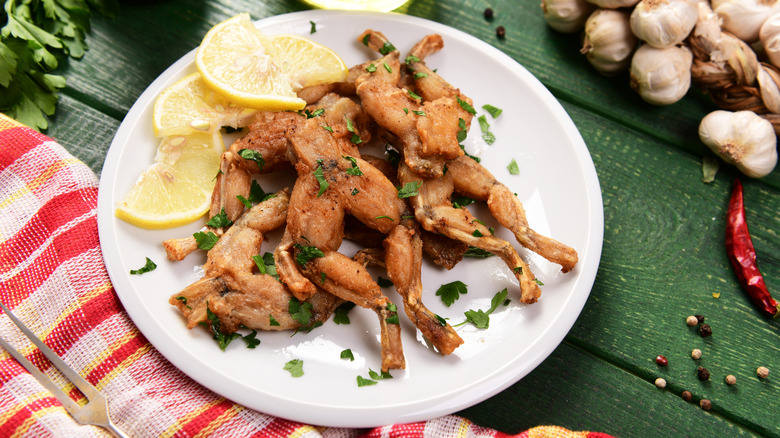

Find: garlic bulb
<box><xmin>581</xmin><ymin>9</ymin><xmax>637</xmax><ymax>75</ymax></box>
<box><xmin>712</xmin><ymin>0</ymin><xmax>780</xmax><ymax>43</ymax></box>
<box><xmin>630</xmin><ymin>43</ymin><xmax>693</xmax><ymax>105</ymax></box>
<box><xmin>630</xmin><ymin>0</ymin><xmax>699</xmax><ymax>49</ymax></box>
<box><xmin>760</xmin><ymin>12</ymin><xmax>780</xmax><ymax>68</ymax></box>
<box><xmin>542</xmin><ymin>0</ymin><xmax>595</xmax><ymax>33</ymax></box>
<box><xmin>699</xmin><ymin>110</ymin><xmax>778</xmax><ymax>178</ymax></box>
<box><xmin>586</xmin><ymin>0</ymin><xmax>640</xmax><ymax>9</ymax></box>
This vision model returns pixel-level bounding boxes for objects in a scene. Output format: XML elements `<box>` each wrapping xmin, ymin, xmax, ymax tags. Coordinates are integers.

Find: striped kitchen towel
<box><xmin>0</xmin><ymin>113</ymin><xmax>614</xmax><ymax>438</ymax></box>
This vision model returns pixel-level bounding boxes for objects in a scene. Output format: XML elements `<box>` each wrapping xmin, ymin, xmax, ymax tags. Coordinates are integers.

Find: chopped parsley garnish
<box><xmin>334</xmin><ymin>302</ymin><xmax>356</xmax><ymax>324</ymax></box>
<box><xmin>383</xmin><ymin>62</ymin><xmax>392</xmax><ymax>73</ymax></box>
<box><xmin>289</xmin><ymin>297</ymin><xmax>322</xmax><ymax>333</ymax></box>
<box><xmin>309</xmin><ymin>20</ymin><xmax>317</xmax><ymax>34</ymax></box>
<box><xmin>464</xmin><ymin>247</ymin><xmax>494</xmax><ymax>258</ymax></box>
<box><xmin>207</xmin><ymin>208</ymin><xmax>232</xmax><ymax>228</ymax></box>
<box><xmin>412</xmin><ymin>110</ymin><xmax>426</xmax><ymax>116</ymax></box>
<box><xmin>454</xmin><ymin>288</ymin><xmax>509</xmax><ymax>329</ymax></box>
<box><xmin>284</xmin><ymin>359</ymin><xmax>304</xmax><ymax>377</ymax></box>
<box><xmin>436</xmin><ymin>280</ymin><xmax>468</xmax><ymax>306</ymax></box>
<box><xmin>252</xmin><ymin>252</ymin><xmax>280</xmax><ymax>280</ymax></box>
<box><xmin>314</xmin><ymin>164</ymin><xmax>329</xmax><ymax>196</ymax></box>
<box><xmin>344</xmin><ymin>117</ymin><xmax>363</xmax><ymax>144</ymax></box>
<box><xmin>452</xmin><ymin>195</ymin><xmax>476</xmax><ymax>209</ymax></box>
<box><xmin>248</xmin><ymin>180</ymin><xmax>276</xmax><ymax>203</ymax></box>
<box><xmin>340</xmin><ymin>349</ymin><xmax>355</xmax><ymax>361</ymax></box>
<box><xmin>242</xmin><ymin>330</ymin><xmax>260</xmax><ymax>348</ymax></box>
<box><xmin>478</xmin><ymin>115</ymin><xmax>496</xmax><ymax>145</ymax></box>
<box><xmin>293</xmin><ymin>244</ymin><xmax>325</xmax><ymax>265</ymax></box>
<box><xmin>482</xmin><ymin>104</ymin><xmax>503</xmax><ymax>118</ymax></box>
<box><xmin>130</xmin><ymin>257</ymin><xmax>156</xmax><ymax>275</ymax></box>
<box><xmin>357</xmin><ymin>375</ymin><xmax>378</xmax><ymax>387</ymax></box>
<box><xmin>456</xmin><ymin>118</ymin><xmax>468</xmax><ymax>143</ymax></box>
<box><xmin>513</xmin><ymin>266</ymin><xmax>523</xmax><ymax>274</ymax></box>
<box><xmin>375</xmin><ymin>215</ymin><xmax>394</xmax><ymax>221</ymax></box>
<box><xmin>366</xmin><ymin>63</ymin><xmax>377</xmax><ymax>73</ymax></box>
<box><xmin>403</xmin><ymin>107</ymin><xmax>409</xmax><ymax>114</ymax></box>
<box><xmin>407</xmin><ymin>89</ymin><xmax>422</xmax><ymax>100</ymax></box>
<box><xmin>534</xmin><ymin>278</ymin><xmax>544</xmax><ymax>286</ymax></box>
<box><xmin>238</xmin><ymin>148</ymin><xmax>265</xmax><ymax>170</ymax></box>
<box><xmin>320</xmin><ymin>272</ymin><xmax>326</xmax><ymax>284</ymax></box>
<box><xmin>460</xmin><ymin>144</ymin><xmax>481</xmax><ymax>163</ymax></box>
<box><xmin>379</xmin><ymin>41</ymin><xmax>396</xmax><ymax>55</ymax></box>
<box><xmin>456</xmin><ymin>96</ymin><xmax>476</xmax><ymax>114</ymax></box>
<box><xmin>435</xmin><ymin>314</ymin><xmax>448</xmax><ymax>327</ymax></box>
<box><xmin>298</xmin><ymin>108</ymin><xmax>324</xmax><ymax>118</ymax></box>
<box><xmin>351</xmin><ymin>188</ymin><xmax>359</xmax><ymax>195</ymax></box>
<box><xmin>472</xmin><ymin>229</ymin><xmax>484</xmax><ymax>237</ymax></box>
<box><xmin>397</xmin><ymin>181</ymin><xmax>422</xmax><ymax>198</ymax></box>
<box><xmin>361</xmin><ymin>34</ymin><xmax>371</xmax><ymax>46</ymax></box>
<box><xmin>322</xmin><ymin>124</ymin><xmax>334</xmax><ymax>132</ymax></box>
<box><xmin>508</xmin><ymin>159</ymin><xmax>520</xmax><ymax>175</ymax></box>
<box><xmin>385</xmin><ymin>303</ymin><xmax>399</xmax><ymax>324</ymax></box>
<box><xmin>175</xmin><ymin>296</ymin><xmax>191</xmax><ymax>309</ymax></box>
<box><xmin>194</xmin><ymin>231</ymin><xmax>219</xmax><ymax>250</ymax></box>
<box><xmin>343</xmin><ymin>155</ymin><xmax>363</xmax><ymax>175</ymax></box>
<box><xmin>236</xmin><ymin>195</ymin><xmax>251</xmax><ymax>209</ymax></box>
<box><xmin>368</xmin><ymin>369</ymin><xmax>393</xmax><ymax>380</ymax></box>
<box><xmin>201</xmin><ymin>304</ymin><xmax>241</xmax><ymax>351</ymax></box>
<box><xmin>405</xmin><ymin>54</ymin><xmax>420</xmax><ymax>65</ymax></box>
<box><xmin>269</xmin><ymin>315</ymin><xmax>280</xmax><ymax>326</ymax></box>
<box><xmin>413</xmin><ymin>71</ymin><xmax>428</xmax><ymax>79</ymax></box>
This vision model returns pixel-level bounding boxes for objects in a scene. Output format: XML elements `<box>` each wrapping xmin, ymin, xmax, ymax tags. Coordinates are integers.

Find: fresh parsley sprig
<box><xmin>1</xmin><ymin>0</ymin><xmax>119</xmax><ymax>130</ymax></box>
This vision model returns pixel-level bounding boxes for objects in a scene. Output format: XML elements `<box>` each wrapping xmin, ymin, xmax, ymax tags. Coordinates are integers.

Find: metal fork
<box><xmin>0</xmin><ymin>300</ymin><xmax>130</xmax><ymax>438</ymax></box>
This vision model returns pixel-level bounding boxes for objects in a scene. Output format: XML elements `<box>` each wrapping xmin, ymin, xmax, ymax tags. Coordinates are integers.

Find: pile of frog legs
<box><xmin>163</xmin><ymin>30</ymin><xmax>579</xmax><ymax>372</ymax></box>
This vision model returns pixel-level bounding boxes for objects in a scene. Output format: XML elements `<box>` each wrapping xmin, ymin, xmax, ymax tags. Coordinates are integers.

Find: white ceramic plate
<box><xmin>97</xmin><ymin>10</ymin><xmax>603</xmax><ymax>428</ymax></box>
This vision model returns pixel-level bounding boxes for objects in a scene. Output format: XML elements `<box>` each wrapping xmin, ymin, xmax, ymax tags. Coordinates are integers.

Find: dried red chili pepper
<box><xmin>725</xmin><ymin>178</ymin><xmax>779</xmax><ymax>318</ymax></box>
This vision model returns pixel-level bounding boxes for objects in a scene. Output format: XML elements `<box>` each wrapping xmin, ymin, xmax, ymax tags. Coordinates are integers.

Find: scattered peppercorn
<box><xmin>725</xmin><ymin>375</ymin><xmax>737</xmax><ymax>385</ymax></box>
<box><xmin>757</xmin><ymin>366</ymin><xmax>770</xmax><ymax>379</ymax></box>
<box><xmin>695</xmin><ymin>314</ymin><xmax>705</xmax><ymax>324</ymax></box>
<box><xmin>699</xmin><ymin>323</ymin><xmax>712</xmax><ymax>337</ymax></box>
<box><xmin>496</xmin><ymin>26</ymin><xmax>506</xmax><ymax>39</ymax></box>
<box><xmin>691</xmin><ymin>349</ymin><xmax>702</xmax><ymax>360</ymax></box>
<box><xmin>655</xmin><ymin>355</ymin><xmax>668</xmax><ymax>366</ymax></box>
<box><xmin>700</xmin><ymin>399</ymin><xmax>712</xmax><ymax>410</ymax></box>
<box><xmin>686</xmin><ymin>315</ymin><xmax>699</xmax><ymax>326</ymax></box>
<box><xmin>697</xmin><ymin>366</ymin><xmax>710</xmax><ymax>381</ymax></box>
<box><xmin>681</xmin><ymin>390</ymin><xmax>692</xmax><ymax>401</ymax></box>
<box><xmin>484</xmin><ymin>7</ymin><xmax>494</xmax><ymax>20</ymax></box>
<box><xmin>655</xmin><ymin>377</ymin><xmax>667</xmax><ymax>389</ymax></box>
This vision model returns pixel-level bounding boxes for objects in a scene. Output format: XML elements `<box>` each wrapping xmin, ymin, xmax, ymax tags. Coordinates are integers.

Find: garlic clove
<box><xmin>719</xmin><ymin>32</ymin><xmax>760</xmax><ymax>86</ymax></box>
<box><xmin>585</xmin><ymin>0</ymin><xmax>640</xmax><ymax>9</ymax></box>
<box><xmin>699</xmin><ymin>110</ymin><xmax>778</xmax><ymax>178</ymax></box>
<box><xmin>712</xmin><ymin>0</ymin><xmax>780</xmax><ymax>43</ymax></box>
<box><xmin>630</xmin><ymin>0</ymin><xmax>699</xmax><ymax>49</ymax></box>
<box><xmin>581</xmin><ymin>8</ymin><xmax>638</xmax><ymax>75</ymax></box>
<box><xmin>760</xmin><ymin>12</ymin><xmax>780</xmax><ymax>69</ymax></box>
<box><xmin>542</xmin><ymin>0</ymin><xmax>596</xmax><ymax>33</ymax></box>
<box><xmin>689</xmin><ymin>0</ymin><xmax>724</xmax><ymax>60</ymax></box>
<box><xmin>630</xmin><ymin>43</ymin><xmax>693</xmax><ymax>105</ymax></box>
<box><xmin>757</xmin><ymin>64</ymin><xmax>780</xmax><ymax>113</ymax></box>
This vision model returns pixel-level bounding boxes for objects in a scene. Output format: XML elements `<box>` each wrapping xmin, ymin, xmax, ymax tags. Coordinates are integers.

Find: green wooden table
<box><xmin>30</xmin><ymin>0</ymin><xmax>780</xmax><ymax>436</ymax></box>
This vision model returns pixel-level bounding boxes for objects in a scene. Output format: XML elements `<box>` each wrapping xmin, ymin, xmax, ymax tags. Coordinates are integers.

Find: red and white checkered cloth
<box><xmin>0</xmin><ymin>113</ymin><xmax>615</xmax><ymax>437</ymax></box>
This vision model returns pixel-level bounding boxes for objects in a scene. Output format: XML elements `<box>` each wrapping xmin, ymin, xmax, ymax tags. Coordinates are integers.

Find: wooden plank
<box><xmin>458</xmin><ymin>341</ymin><xmax>764</xmax><ymax>437</ymax></box>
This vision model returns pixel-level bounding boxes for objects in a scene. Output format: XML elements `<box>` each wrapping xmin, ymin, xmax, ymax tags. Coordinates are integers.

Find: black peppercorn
<box><xmin>496</xmin><ymin>26</ymin><xmax>506</xmax><ymax>39</ymax></box>
<box><xmin>697</xmin><ymin>366</ymin><xmax>710</xmax><ymax>381</ymax></box>
<box><xmin>681</xmin><ymin>390</ymin><xmax>692</xmax><ymax>401</ymax></box>
<box><xmin>699</xmin><ymin>323</ymin><xmax>712</xmax><ymax>337</ymax></box>
<box><xmin>695</xmin><ymin>314</ymin><xmax>705</xmax><ymax>324</ymax></box>
<box><xmin>484</xmin><ymin>8</ymin><xmax>494</xmax><ymax>20</ymax></box>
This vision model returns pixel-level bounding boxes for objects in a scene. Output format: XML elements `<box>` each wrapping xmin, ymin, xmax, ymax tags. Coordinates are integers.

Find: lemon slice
<box><xmin>115</xmin><ymin>131</ymin><xmax>223</xmax><ymax>229</ymax></box>
<box><xmin>271</xmin><ymin>34</ymin><xmax>349</xmax><ymax>90</ymax></box>
<box><xmin>195</xmin><ymin>13</ymin><xmax>306</xmax><ymax>111</ymax></box>
<box><xmin>152</xmin><ymin>72</ymin><xmax>258</xmax><ymax>137</ymax></box>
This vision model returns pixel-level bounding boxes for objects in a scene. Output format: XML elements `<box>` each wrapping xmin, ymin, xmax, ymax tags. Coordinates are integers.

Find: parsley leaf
<box><xmin>507</xmin><ymin>159</ymin><xmax>520</xmax><ymax>175</ymax></box>
<box><xmin>129</xmin><ymin>257</ymin><xmax>156</xmax><ymax>275</ymax></box>
<box><xmin>289</xmin><ymin>297</ymin><xmax>320</xmax><ymax>333</ymax></box>
<box><xmin>377</xmin><ymin>276</ymin><xmax>394</xmax><ymax>288</ymax></box>
<box><xmin>454</xmin><ymin>288</ymin><xmax>509</xmax><ymax>329</ymax></box>
<box><xmin>284</xmin><ymin>359</ymin><xmax>304</xmax><ymax>377</ymax></box>
<box><xmin>314</xmin><ymin>164</ymin><xmax>329</xmax><ymax>196</ymax></box>
<box><xmin>340</xmin><ymin>349</ymin><xmax>355</xmax><ymax>361</ymax></box>
<box><xmin>309</xmin><ymin>20</ymin><xmax>317</xmax><ymax>34</ymax></box>
<box><xmin>478</xmin><ymin>115</ymin><xmax>496</xmax><ymax>145</ymax></box>
<box><xmin>482</xmin><ymin>104</ymin><xmax>503</xmax><ymax>118</ymax></box>
<box><xmin>366</xmin><ymin>63</ymin><xmax>377</xmax><ymax>73</ymax></box>
<box><xmin>334</xmin><ymin>302</ymin><xmax>355</xmax><ymax>324</ymax></box>
<box><xmin>294</xmin><ymin>244</ymin><xmax>325</xmax><ymax>265</ymax></box>
<box><xmin>357</xmin><ymin>375</ymin><xmax>377</xmax><ymax>387</ymax></box>
<box><xmin>207</xmin><ymin>208</ymin><xmax>232</xmax><ymax>228</ymax></box>
<box><xmin>397</xmin><ymin>181</ymin><xmax>422</xmax><ymax>198</ymax></box>
<box><xmin>379</xmin><ymin>41</ymin><xmax>397</xmax><ymax>55</ymax></box>
<box><xmin>238</xmin><ymin>149</ymin><xmax>265</xmax><ymax>170</ymax></box>
<box><xmin>201</xmin><ymin>304</ymin><xmax>241</xmax><ymax>351</ymax></box>
<box><xmin>456</xmin><ymin>96</ymin><xmax>476</xmax><ymax>114</ymax></box>
<box><xmin>343</xmin><ymin>155</ymin><xmax>363</xmax><ymax>175</ymax></box>
<box><xmin>464</xmin><ymin>246</ymin><xmax>494</xmax><ymax>258</ymax></box>
<box><xmin>253</xmin><ymin>252</ymin><xmax>280</xmax><ymax>280</ymax></box>
<box><xmin>452</xmin><ymin>195</ymin><xmax>476</xmax><ymax>209</ymax></box>
<box><xmin>175</xmin><ymin>296</ymin><xmax>191</xmax><ymax>309</ymax></box>
<box><xmin>298</xmin><ymin>108</ymin><xmax>324</xmax><ymax>118</ymax></box>
<box><xmin>248</xmin><ymin>180</ymin><xmax>276</xmax><ymax>203</ymax></box>
<box><xmin>242</xmin><ymin>330</ymin><xmax>260</xmax><ymax>348</ymax></box>
<box><xmin>368</xmin><ymin>369</ymin><xmax>393</xmax><ymax>380</ymax></box>
<box><xmin>193</xmin><ymin>231</ymin><xmax>219</xmax><ymax>250</ymax></box>
<box><xmin>456</xmin><ymin>118</ymin><xmax>468</xmax><ymax>143</ymax></box>
<box><xmin>436</xmin><ymin>280</ymin><xmax>468</xmax><ymax>306</ymax></box>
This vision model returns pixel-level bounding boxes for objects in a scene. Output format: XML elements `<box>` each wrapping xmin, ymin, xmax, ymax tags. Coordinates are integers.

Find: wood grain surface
<box><xmin>35</xmin><ymin>0</ymin><xmax>779</xmax><ymax>436</ymax></box>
